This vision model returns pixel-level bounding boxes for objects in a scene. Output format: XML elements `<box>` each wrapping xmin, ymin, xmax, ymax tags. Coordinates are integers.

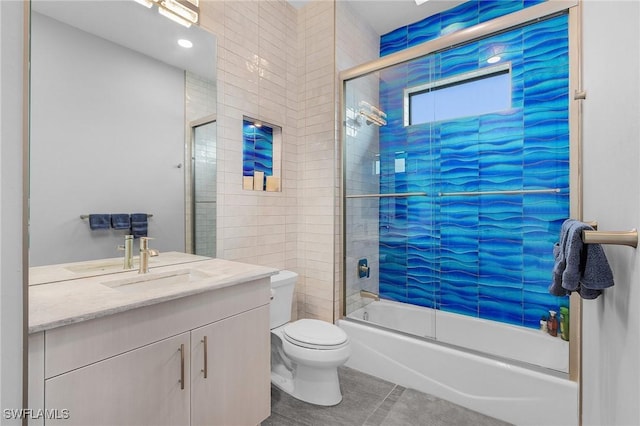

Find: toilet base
<box><xmin>271</xmin><ymin>364</ymin><xmax>343</xmax><ymax>406</ymax></box>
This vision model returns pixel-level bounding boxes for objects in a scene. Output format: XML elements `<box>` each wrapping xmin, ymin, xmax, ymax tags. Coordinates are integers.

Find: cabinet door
<box><xmin>45</xmin><ymin>332</ymin><xmax>190</xmax><ymax>426</ymax></box>
<box><xmin>191</xmin><ymin>305</ymin><xmax>270</xmax><ymax>426</ymax></box>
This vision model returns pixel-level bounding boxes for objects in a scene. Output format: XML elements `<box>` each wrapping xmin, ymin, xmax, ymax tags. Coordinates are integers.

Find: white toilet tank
<box><xmin>270</xmin><ymin>270</ymin><xmax>298</xmax><ymax>329</ymax></box>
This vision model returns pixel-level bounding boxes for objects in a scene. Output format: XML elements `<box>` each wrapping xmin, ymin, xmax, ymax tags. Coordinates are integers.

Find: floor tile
<box><xmin>264</xmin><ymin>367</ymin><xmax>512</xmax><ymax>426</ymax></box>
<box><xmin>269</xmin><ymin>367</ymin><xmax>395</xmax><ymax>426</ymax></box>
<box><xmin>377</xmin><ymin>388</ymin><xmax>512</xmax><ymax>426</ymax></box>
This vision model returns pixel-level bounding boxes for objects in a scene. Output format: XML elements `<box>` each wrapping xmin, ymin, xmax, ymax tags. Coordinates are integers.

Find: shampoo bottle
<box><xmin>547</xmin><ymin>310</ymin><xmax>558</xmax><ymax>337</ymax></box>
<box><xmin>560</xmin><ymin>306</ymin><xmax>570</xmax><ymax>341</ymax></box>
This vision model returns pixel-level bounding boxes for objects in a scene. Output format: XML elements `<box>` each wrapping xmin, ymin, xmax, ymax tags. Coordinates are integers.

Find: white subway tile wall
<box><xmin>199</xmin><ymin>0</ymin><xmax>378</xmax><ymax>323</ymax></box>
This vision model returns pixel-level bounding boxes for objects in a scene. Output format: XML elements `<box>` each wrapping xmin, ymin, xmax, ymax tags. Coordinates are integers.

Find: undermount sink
<box><xmin>101</xmin><ymin>268</ymin><xmax>210</xmax><ymax>293</ymax></box>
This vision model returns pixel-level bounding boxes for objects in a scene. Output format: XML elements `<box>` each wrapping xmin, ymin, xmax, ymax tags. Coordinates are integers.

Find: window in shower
<box><xmin>404</xmin><ymin>63</ymin><xmax>512</xmax><ymax>126</ymax></box>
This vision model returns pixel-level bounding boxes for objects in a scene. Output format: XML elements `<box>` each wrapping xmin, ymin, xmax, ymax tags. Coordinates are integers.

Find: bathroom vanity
<box><xmin>28</xmin><ymin>254</ymin><xmax>277</xmax><ymax>426</ymax></box>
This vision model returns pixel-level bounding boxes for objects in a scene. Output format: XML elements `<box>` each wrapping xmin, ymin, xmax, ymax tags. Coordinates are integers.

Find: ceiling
<box><xmin>289</xmin><ymin>0</ymin><xmax>466</xmax><ymax>35</ymax></box>
<box><xmin>31</xmin><ymin>0</ymin><xmax>217</xmax><ymax>80</ymax></box>
<box><xmin>31</xmin><ymin>0</ymin><xmax>464</xmax><ymax>79</ymax></box>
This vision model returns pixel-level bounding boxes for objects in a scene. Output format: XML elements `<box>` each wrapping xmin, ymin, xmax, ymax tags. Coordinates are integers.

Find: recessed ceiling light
<box><xmin>487</xmin><ymin>55</ymin><xmax>501</xmax><ymax>64</ymax></box>
<box><xmin>415</xmin><ymin>0</ymin><xmax>429</xmax><ymax>5</ymax></box>
<box><xmin>178</xmin><ymin>39</ymin><xmax>193</xmax><ymax>48</ymax></box>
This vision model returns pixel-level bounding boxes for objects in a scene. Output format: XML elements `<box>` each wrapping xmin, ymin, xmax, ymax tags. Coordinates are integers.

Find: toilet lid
<box><xmin>283</xmin><ymin>319</ymin><xmax>348</xmax><ymax>349</ymax></box>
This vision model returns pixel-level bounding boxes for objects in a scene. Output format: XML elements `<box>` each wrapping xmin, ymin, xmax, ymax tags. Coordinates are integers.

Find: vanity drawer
<box><xmin>44</xmin><ymin>278</ymin><xmax>269</xmax><ymax>378</ymax></box>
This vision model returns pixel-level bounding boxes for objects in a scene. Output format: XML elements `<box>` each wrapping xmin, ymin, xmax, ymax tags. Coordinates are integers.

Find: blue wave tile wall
<box><xmin>242</xmin><ymin>119</ymin><xmax>273</xmax><ymax>179</ymax></box>
<box><xmin>376</xmin><ymin>7</ymin><xmax>569</xmax><ymax>329</ymax></box>
<box><xmin>380</xmin><ymin>0</ymin><xmax>547</xmax><ymax>57</ymax></box>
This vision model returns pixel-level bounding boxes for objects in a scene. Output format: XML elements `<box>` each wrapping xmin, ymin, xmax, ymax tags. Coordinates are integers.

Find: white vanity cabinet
<box><xmin>190</xmin><ymin>305</ymin><xmax>270</xmax><ymax>426</ymax></box>
<box><xmin>45</xmin><ymin>332</ymin><xmax>191</xmax><ymax>426</ymax></box>
<box><xmin>29</xmin><ymin>270</ymin><xmax>273</xmax><ymax>426</ymax></box>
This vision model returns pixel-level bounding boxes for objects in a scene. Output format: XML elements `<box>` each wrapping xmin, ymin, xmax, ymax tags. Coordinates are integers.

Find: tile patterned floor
<box><xmin>263</xmin><ymin>367</ymin><xmax>512</xmax><ymax>426</ymax></box>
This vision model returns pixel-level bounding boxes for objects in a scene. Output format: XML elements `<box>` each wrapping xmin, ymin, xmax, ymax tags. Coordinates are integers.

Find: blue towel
<box><xmin>549</xmin><ymin>220</ymin><xmax>573</xmax><ymax>296</ymax></box>
<box><xmin>130</xmin><ymin>213</ymin><xmax>148</xmax><ymax>238</ymax></box>
<box><xmin>110</xmin><ymin>214</ymin><xmax>131</xmax><ymax>230</ymax></box>
<box><xmin>88</xmin><ymin>214</ymin><xmax>110</xmax><ymax>230</ymax></box>
<box><xmin>549</xmin><ymin>219</ymin><xmax>614</xmax><ymax>299</ymax></box>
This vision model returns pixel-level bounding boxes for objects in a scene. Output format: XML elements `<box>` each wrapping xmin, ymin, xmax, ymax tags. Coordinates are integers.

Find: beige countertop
<box><xmin>29</xmin><ymin>257</ymin><xmax>278</xmax><ymax>334</ymax></box>
<box><xmin>29</xmin><ymin>251</ymin><xmax>213</xmax><ymax>285</ymax></box>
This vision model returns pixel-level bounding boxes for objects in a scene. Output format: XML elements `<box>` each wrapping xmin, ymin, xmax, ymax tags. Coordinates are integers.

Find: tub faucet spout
<box><xmin>360</xmin><ymin>290</ymin><xmax>380</xmax><ymax>301</ymax></box>
<box><xmin>139</xmin><ymin>237</ymin><xmax>159</xmax><ymax>274</ymax></box>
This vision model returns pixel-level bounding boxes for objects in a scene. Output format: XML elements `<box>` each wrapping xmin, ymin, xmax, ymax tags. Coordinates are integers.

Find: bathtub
<box><xmin>339</xmin><ymin>300</ymin><xmax>578</xmax><ymax>426</ymax></box>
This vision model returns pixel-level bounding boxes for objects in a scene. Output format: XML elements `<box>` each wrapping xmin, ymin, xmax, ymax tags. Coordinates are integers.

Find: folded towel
<box><xmin>549</xmin><ymin>220</ymin><xmax>573</xmax><ymax>296</ymax></box>
<box><xmin>560</xmin><ymin>220</ymin><xmax>591</xmax><ymax>292</ymax></box>
<box><xmin>549</xmin><ymin>219</ymin><xmax>614</xmax><ymax>299</ymax></box>
<box><xmin>88</xmin><ymin>214</ymin><xmax>110</xmax><ymax>230</ymax></box>
<box><xmin>581</xmin><ymin>237</ymin><xmax>615</xmax><ymax>291</ymax></box>
<box><xmin>130</xmin><ymin>213</ymin><xmax>148</xmax><ymax>238</ymax></box>
<box><xmin>110</xmin><ymin>214</ymin><xmax>131</xmax><ymax>230</ymax></box>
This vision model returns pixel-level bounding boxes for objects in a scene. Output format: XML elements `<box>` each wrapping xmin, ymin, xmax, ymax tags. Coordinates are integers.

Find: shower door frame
<box><xmin>187</xmin><ymin>114</ymin><xmax>217</xmax><ymax>256</ymax></box>
<box><xmin>339</xmin><ymin>0</ymin><xmax>583</xmax><ymax>385</ymax></box>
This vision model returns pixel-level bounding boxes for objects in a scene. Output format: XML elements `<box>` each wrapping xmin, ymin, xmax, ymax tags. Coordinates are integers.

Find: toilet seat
<box><xmin>283</xmin><ymin>319</ymin><xmax>349</xmax><ymax>350</ymax></box>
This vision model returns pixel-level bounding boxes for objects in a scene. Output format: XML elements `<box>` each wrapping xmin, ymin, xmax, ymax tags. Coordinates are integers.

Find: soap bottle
<box><xmin>547</xmin><ymin>310</ymin><xmax>558</xmax><ymax>337</ymax></box>
<box><xmin>560</xmin><ymin>306</ymin><xmax>570</xmax><ymax>341</ymax></box>
<box><xmin>540</xmin><ymin>316</ymin><xmax>548</xmax><ymax>333</ymax></box>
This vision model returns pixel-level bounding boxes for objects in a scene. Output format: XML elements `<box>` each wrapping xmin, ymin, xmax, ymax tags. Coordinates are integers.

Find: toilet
<box><xmin>270</xmin><ymin>270</ymin><xmax>351</xmax><ymax>406</ymax></box>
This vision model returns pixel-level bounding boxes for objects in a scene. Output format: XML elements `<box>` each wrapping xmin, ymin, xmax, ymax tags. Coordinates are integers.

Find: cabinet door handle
<box><xmin>201</xmin><ymin>336</ymin><xmax>208</xmax><ymax>379</ymax></box>
<box><xmin>179</xmin><ymin>344</ymin><xmax>185</xmax><ymax>390</ymax></box>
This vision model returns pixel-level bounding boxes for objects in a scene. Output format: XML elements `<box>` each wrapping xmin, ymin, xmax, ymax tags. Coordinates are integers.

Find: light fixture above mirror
<box><xmin>134</xmin><ymin>0</ymin><xmax>199</xmax><ymax>28</ymax></box>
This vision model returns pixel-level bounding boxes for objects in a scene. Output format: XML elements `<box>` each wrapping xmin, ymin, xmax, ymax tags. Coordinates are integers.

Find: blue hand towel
<box><xmin>130</xmin><ymin>213</ymin><xmax>148</xmax><ymax>238</ymax></box>
<box><xmin>581</xmin><ymin>238</ymin><xmax>615</xmax><ymax>292</ymax></box>
<box><xmin>88</xmin><ymin>214</ymin><xmax>110</xmax><ymax>230</ymax></box>
<box><xmin>549</xmin><ymin>219</ymin><xmax>614</xmax><ymax>300</ymax></box>
<box><xmin>560</xmin><ymin>220</ymin><xmax>590</xmax><ymax>292</ymax></box>
<box><xmin>110</xmin><ymin>214</ymin><xmax>131</xmax><ymax>230</ymax></box>
<box><xmin>549</xmin><ymin>219</ymin><xmax>573</xmax><ymax>296</ymax></box>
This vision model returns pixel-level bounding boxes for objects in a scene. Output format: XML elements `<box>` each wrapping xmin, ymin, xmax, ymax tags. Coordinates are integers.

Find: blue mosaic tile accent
<box><xmin>375</xmin><ymin>7</ymin><xmax>569</xmax><ymax>330</ymax></box>
<box><xmin>242</xmin><ymin>119</ymin><xmax>273</xmax><ymax>182</ymax></box>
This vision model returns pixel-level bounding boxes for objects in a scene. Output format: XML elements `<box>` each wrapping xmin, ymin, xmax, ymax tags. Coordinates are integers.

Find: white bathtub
<box><xmin>339</xmin><ymin>300</ymin><xmax>578</xmax><ymax>426</ymax></box>
<box><xmin>349</xmin><ymin>299</ymin><xmax>569</xmax><ymax>372</ymax></box>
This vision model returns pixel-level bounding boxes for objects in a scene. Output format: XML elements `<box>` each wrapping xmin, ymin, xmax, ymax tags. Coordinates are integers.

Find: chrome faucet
<box><xmin>117</xmin><ymin>235</ymin><xmax>134</xmax><ymax>270</ymax></box>
<box><xmin>138</xmin><ymin>237</ymin><xmax>159</xmax><ymax>274</ymax></box>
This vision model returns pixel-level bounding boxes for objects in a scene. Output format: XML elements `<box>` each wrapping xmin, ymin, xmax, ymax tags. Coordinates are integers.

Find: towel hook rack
<box><xmin>582</xmin><ymin>221</ymin><xmax>638</xmax><ymax>248</ymax></box>
<box><xmin>80</xmin><ymin>214</ymin><xmax>154</xmax><ymax>220</ymax></box>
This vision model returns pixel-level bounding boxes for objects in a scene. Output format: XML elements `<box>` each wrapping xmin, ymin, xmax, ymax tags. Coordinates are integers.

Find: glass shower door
<box><xmin>192</xmin><ymin>120</ymin><xmax>217</xmax><ymax>257</ymax></box>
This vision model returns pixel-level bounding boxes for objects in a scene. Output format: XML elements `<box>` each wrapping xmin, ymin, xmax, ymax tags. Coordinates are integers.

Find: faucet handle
<box><xmin>139</xmin><ymin>236</ymin><xmax>153</xmax><ymax>249</ymax></box>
